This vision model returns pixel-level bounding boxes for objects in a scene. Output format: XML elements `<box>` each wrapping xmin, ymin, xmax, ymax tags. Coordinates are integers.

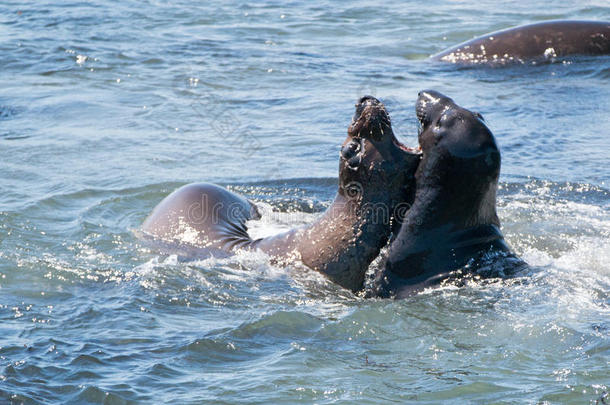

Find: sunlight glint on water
<box><xmin>1</xmin><ymin>0</ymin><xmax>609</xmax><ymax>403</ymax></box>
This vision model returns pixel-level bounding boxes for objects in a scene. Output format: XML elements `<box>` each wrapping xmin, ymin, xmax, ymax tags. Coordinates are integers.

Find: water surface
<box><xmin>1</xmin><ymin>1</ymin><xmax>609</xmax><ymax>403</ymax></box>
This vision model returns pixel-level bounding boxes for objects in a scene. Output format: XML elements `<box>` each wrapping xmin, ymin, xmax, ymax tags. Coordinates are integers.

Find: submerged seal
<box><xmin>141</xmin><ymin>97</ymin><xmax>421</xmax><ymax>292</ymax></box>
<box><xmin>372</xmin><ymin>90</ymin><xmax>521</xmax><ymax>298</ymax></box>
<box><xmin>432</xmin><ymin>20</ymin><xmax>610</xmax><ymax>65</ymax></box>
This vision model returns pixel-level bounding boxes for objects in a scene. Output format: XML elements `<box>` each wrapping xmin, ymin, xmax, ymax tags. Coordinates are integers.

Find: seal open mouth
<box><xmin>349</xmin><ymin>96</ymin><xmax>421</xmax><ymax>154</ymax></box>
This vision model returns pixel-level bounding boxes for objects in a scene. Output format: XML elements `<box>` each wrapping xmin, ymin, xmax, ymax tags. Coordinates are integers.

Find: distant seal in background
<box><xmin>431</xmin><ymin>20</ymin><xmax>610</xmax><ymax>65</ymax></box>
<box><xmin>141</xmin><ymin>96</ymin><xmax>421</xmax><ymax>292</ymax></box>
<box><xmin>372</xmin><ymin>90</ymin><xmax>522</xmax><ymax>298</ymax></box>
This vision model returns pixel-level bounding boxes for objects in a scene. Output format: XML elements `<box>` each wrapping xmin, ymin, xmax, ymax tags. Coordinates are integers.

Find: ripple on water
<box><xmin>1</xmin><ymin>1</ymin><xmax>609</xmax><ymax>401</ymax></box>
<box><xmin>0</xmin><ymin>105</ymin><xmax>19</xmax><ymax>119</ymax></box>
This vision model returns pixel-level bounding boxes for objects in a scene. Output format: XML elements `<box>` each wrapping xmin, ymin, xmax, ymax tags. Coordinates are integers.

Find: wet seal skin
<box><xmin>141</xmin><ymin>97</ymin><xmax>421</xmax><ymax>292</ymax></box>
<box><xmin>370</xmin><ymin>90</ymin><xmax>525</xmax><ymax>298</ymax></box>
<box><xmin>431</xmin><ymin>20</ymin><xmax>610</xmax><ymax>65</ymax></box>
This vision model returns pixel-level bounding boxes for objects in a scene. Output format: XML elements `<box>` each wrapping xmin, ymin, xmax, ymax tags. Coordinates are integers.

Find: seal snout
<box><xmin>418</xmin><ymin>90</ymin><xmax>445</xmax><ymax>102</ymax></box>
<box><xmin>416</xmin><ymin>90</ymin><xmax>453</xmax><ymax>128</ymax></box>
<box><xmin>352</xmin><ymin>95</ymin><xmax>383</xmax><ymax>124</ymax></box>
<box><xmin>348</xmin><ymin>96</ymin><xmax>390</xmax><ymax>140</ymax></box>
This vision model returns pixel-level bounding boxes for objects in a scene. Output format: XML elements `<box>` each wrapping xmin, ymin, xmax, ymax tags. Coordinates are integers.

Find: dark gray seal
<box><xmin>432</xmin><ymin>20</ymin><xmax>610</xmax><ymax>65</ymax></box>
<box><xmin>371</xmin><ymin>90</ymin><xmax>523</xmax><ymax>298</ymax></box>
<box><xmin>141</xmin><ymin>96</ymin><xmax>421</xmax><ymax>292</ymax></box>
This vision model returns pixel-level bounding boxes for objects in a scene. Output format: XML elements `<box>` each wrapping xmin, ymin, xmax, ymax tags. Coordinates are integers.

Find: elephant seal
<box><xmin>432</xmin><ymin>20</ymin><xmax>610</xmax><ymax>65</ymax></box>
<box><xmin>141</xmin><ymin>96</ymin><xmax>421</xmax><ymax>292</ymax></box>
<box><xmin>371</xmin><ymin>90</ymin><xmax>522</xmax><ymax>298</ymax></box>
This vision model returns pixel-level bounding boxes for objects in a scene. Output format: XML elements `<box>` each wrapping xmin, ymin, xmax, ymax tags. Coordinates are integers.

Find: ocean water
<box><xmin>1</xmin><ymin>0</ymin><xmax>609</xmax><ymax>403</ymax></box>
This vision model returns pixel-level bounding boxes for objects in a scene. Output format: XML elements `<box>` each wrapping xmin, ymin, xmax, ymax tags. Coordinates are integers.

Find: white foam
<box><xmin>247</xmin><ymin>201</ymin><xmax>319</xmax><ymax>239</ymax></box>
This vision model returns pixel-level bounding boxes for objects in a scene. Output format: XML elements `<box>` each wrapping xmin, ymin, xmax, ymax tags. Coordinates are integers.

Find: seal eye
<box><xmin>474</xmin><ymin>112</ymin><xmax>485</xmax><ymax>121</ymax></box>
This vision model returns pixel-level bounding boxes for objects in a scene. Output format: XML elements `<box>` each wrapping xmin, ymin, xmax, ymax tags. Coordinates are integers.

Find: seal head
<box><xmin>374</xmin><ymin>90</ymin><xmax>513</xmax><ymax>297</ymax></box>
<box><xmin>338</xmin><ymin>95</ymin><xmax>420</xmax><ymax>203</ymax></box>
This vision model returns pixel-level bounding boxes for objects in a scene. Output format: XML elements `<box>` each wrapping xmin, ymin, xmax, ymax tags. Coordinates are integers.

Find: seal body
<box><xmin>141</xmin><ymin>97</ymin><xmax>421</xmax><ymax>292</ymax></box>
<box><xmin>372</xmin><ymin>91</ymin><xmax>522</xmax><ymax>298</ymax></box>
<box><xmin>140</xmin><ymin>183</ymin><xmax>261</xmax><ymax>257</ymax></box>
<box><xmin>432</xmin><ymin>20</ymin><xmax>610</xmax><ymax>65</ymax></box>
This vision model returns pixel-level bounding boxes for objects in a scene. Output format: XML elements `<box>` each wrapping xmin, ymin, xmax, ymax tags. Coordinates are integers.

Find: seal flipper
<box><xmin>141</xmin><ymin>183</ymin><xmax>260</xmax><ymax>255</ymax></box>
<box><xmin>215</xmin><ymin>197</ymin><xmax>261</xmax><ymax>251</ymax></box>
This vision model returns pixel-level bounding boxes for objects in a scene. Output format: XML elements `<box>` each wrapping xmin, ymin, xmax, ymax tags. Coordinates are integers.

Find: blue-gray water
<box><xmin>1</xmin><ymin>1</ymin><xmax>609</xmax><ymax>403</ymax></box>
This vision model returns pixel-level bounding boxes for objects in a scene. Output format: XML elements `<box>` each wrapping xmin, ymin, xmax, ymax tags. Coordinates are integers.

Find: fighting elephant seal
<box><xmin>141</xmin><ymin>96</ymin><xmax>421</xmax><ymax>292</ymax></box>
<box><xmin>371</xmin><ymin>90</ymin><xmax>523</xmax><ymax>298</ymax></box>
<box><xmin>432</xmin><ymin>20</ymin><xmax>610</xmax><ymax>65</ymax></box>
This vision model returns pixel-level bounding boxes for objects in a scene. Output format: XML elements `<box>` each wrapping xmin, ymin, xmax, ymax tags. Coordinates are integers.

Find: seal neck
<box><xmin>251</xmin><ymin>189</ymin><xmax>396</xmax><ymax>293</ymax></box>
<box><xmin>386</xmin><ymin>222</ymin><xmax>508</xmax><ymax>280</ymax></box>
<box><xmin>297</xmin><ymin>190</ymin><xmax>396</xmax><ymax>292</ymax></box>
<box><xmin>407</xmin><ymin>175</ymin><xmax>500</xmax><ymax>231</ymax></box>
